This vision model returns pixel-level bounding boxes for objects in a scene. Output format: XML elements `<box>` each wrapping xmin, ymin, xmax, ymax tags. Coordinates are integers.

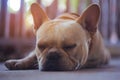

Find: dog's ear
<box><xmin>31</xmin><ymin>3</ymin><xmax>49</xmax><ymax>32</ymax></box>
<box><xmin>76</xmin><ymin>4</ymin><xmax>100</xmax><ymax>34</ymax></box>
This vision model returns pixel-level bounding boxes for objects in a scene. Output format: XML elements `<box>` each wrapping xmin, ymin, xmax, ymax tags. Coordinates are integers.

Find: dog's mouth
<box><xmin>37</xmin><ymin>48</ymin><xmax>87</xmax><ymax>71</ymax></box>
<box><xmin>41</xmin><ymin>60</ymin><xmax>65</xmax><ymax>71</ymax></box>
<box><xmin>39</xmin><ymin>58</ymin><xmax>73</xmax><ymax>71</ymax></box>
<box><xmin>38</xmin><ymin>57</ymin><xmax>82</xmax><ymax>71</ymax></box>
<box><xmin>40</xmin><ymin>60</ymin><xmax>82</xmax><ymax>71</ymax></box>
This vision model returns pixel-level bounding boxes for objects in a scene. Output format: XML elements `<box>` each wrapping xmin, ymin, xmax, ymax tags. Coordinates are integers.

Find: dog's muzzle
<box><xmin>39</xmin><ymin>50</ymin><xmax>82</xmax><ymax>71</ymax></box>
<box><xmin>41</xmin><ymin>52</ymin><xmax>64</xmax><ymax>71</ymax></box>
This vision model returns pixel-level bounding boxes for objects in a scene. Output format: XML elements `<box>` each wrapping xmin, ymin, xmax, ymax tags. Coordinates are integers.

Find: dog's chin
<box><xmin>38</xmin><ymin>60</ymin><xmax>75</xmax><ymax>71</ymax></box>
<box><xmin>39</xmin><ymin>65</ymin><xmax>74</xmax><ymax>71</ymax></box>
<box><xmin>40</xmin><ymin>65</ymin><xmax>66</xmax><ymax>71</ymax></box>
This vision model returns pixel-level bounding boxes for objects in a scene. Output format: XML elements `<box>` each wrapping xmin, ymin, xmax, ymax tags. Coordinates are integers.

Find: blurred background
<box><xmin>0</xmin><ymin>0</ymin><xmax>120</xmax><ymax>62</ymax></box>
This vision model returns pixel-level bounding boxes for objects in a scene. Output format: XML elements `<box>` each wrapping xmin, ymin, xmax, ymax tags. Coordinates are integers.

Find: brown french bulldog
<box><xmin>5</xmin><ymin>3</ymin><xmax>110</xmax><ymax>71</ymax></box>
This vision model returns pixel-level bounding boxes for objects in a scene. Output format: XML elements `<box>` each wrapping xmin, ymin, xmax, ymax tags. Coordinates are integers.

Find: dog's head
<box><xmin>31</xmin><ymin>3</ymin><xmax>100</xmax><ymax>71</ymax></box>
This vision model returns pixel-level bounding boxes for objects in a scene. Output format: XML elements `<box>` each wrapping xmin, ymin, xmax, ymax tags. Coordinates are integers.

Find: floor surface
<box><xmin>0</xmin><ymin>58</ymin><xmax>120</xmax><ymax>80</ymax></box>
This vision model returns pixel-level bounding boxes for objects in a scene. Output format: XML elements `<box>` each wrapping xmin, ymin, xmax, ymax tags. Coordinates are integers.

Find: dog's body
<box><xmin>5</xmin><ymin>3</ymin><xmax>110</xmax><ymax>71</ymax></box>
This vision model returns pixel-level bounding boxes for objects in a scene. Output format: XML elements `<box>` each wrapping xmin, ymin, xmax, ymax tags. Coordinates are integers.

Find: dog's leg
<box><xmin>100</xmin><ymin>49</ymin><xmax>111</xmax><ymax>65</ymax></box>
<box><xmin>5</xmin><ymin>50</ymin><xmax>38</xmax><ymax>70</ymax></box>
<box><xmin>84</xmin><ymin>49</ymin><xmax>111</xmax><ymax>68</ymax></box>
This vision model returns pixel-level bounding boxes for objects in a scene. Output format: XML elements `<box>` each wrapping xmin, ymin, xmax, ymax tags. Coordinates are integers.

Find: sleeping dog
<box><xmin>5</xmin><ymin>3</ymin><xmax>110</xmax><ymax>71</ymax></box>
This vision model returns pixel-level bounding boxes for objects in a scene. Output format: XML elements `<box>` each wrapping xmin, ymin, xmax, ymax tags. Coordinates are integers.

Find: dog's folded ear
<box><xmin>31</xmin><ymin>3</ymin><xmax>49</xmax><ymax>32</ymax></box>
<box><xmin>76</xmin><ymin>4</ymin><xmax>100</xmax><ymax>35</ymax></box>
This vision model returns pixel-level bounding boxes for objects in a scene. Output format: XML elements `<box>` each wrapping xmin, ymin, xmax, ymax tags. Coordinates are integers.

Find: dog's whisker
<box><xmin>75</xmin><ymin>61</ymin><xmax>81</xmax><ymax>70</ymax></box>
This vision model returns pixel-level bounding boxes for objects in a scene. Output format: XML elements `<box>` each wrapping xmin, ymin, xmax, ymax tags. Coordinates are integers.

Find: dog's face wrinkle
<box><xmin>35</xmin><ymin>19</ymin><xmax>90</xmax><ymax>70</ymax></box>
<box><xmin>37</xmin><ymin>42</ymin><xmax>89</xmax><ymax>70</ymax></box>
<box><xmin>37</xmin><ymin>43</ymin><xmax>89</xmax><ymax>71</ymax></box>
<box><xmin>37</xmin><ymin>45</ymin><xmax>78</xmax><ymax>70</ymax></box>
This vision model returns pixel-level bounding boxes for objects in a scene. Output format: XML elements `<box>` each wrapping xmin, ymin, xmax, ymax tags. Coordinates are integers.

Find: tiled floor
<box><xmin>0</xmin><ymin>58</ymin><xmax>120</xmax><ymax>80</ymax></box>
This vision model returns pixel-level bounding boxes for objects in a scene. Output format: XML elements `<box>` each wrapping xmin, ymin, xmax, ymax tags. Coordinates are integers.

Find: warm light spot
<box><xmin>41</xmin><ymin>0</ymin><xmax>54</xmax><ymax>7</ymax></box>
<box><xmin>58</xmin><ymin>0</ymin><xmax>66</xmax><ymax>12</ymax></box>
<box><xmin>24</xmin><ymin>0</ymin><xmax>31</xmax><ymax>3</ymax></box>
<box><xmin>25</xmin><ymin>14</ymin><xmax>34</xmax><ymax>30</ymax></box>
<box><xmin>24</xmin><ymin>0</ymin><xmax>36</xmax><ymax>30</ymax></box>
<box><xmin>7</xmin><ymin>0</ymin><xmax>21</xmax><ymax>13</ymax></box>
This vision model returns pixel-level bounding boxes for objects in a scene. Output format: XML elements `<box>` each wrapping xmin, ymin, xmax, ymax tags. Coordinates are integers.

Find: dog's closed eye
<box><xmin>63</xmin><ymin>44</ymin><xmax>76</xmax><ymax>51</ymax></box>
<box><xmin>38</xmin><ymin>45</ymin><xmax>46</xmax><ymax>52</ymax></box>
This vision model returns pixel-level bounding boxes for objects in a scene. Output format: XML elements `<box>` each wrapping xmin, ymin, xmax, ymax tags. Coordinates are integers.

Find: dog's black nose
<box><xmin>42</xmin><ymin>52</ymin><xmax>62</xmax><ymax>71</ymax></box>
<box><xmin>46</xmin><ymin>52</ymin><xmax>61</xmax><ymax>61</ymax></box>
<box><xmin>46</xmin><ymin>48</ymin><xmax>61</xmax><ymax>61</ymax></box>
<box><xmin>41</xmin><ymin>49</ymin><xmax>63</xmax><ymax>71</ymax></box>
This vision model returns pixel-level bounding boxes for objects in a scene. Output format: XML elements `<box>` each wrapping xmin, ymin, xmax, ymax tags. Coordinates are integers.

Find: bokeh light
<box><xmin>7</xmin><ymin>0</ymin><xmax>21</xmax><ymax>13</ymax></box>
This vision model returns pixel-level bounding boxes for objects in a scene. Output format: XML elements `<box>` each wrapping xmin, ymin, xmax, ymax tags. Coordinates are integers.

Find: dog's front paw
<box><xmin>5</xmin><ymin>60</ymin><xmax>24</xmax><ymax>70</ymax></box>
